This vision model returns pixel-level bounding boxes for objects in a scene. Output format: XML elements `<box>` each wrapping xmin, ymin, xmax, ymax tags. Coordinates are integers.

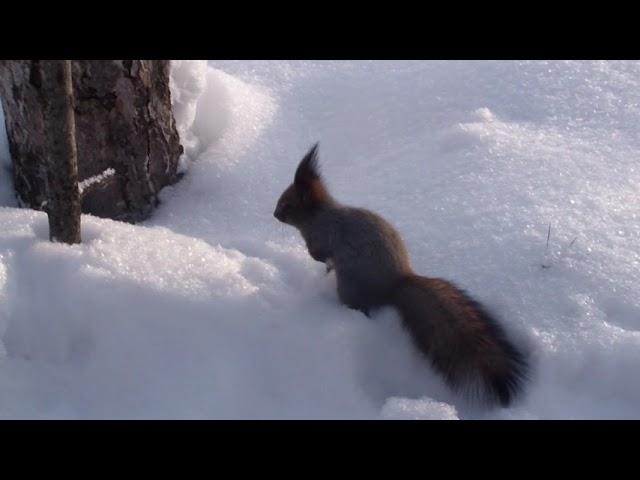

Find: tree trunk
<box><xmin>0</xmin><ymin>60</ymin><xmax>81</xmax><ymax>243</ymax></box>
<box><xmin>42</xmin><ymin>60</ymin><xmax>81</xmax><ymax>243</ymax></box>
<box><xmin>0</xmin><ymin>60</ymin><xmax>183</xmax><ymax>223</ymax></box>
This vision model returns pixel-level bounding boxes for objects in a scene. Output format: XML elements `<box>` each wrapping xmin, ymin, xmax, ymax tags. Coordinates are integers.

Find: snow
<box><xmin>1</xmin><ymin>60</ymin><xmax>640</xmax><ymax>418</ymax></box>
<box><xmin>77</xmin><ymin>168</ymin><xmax>115</xmax><ymax>195</ymax></box>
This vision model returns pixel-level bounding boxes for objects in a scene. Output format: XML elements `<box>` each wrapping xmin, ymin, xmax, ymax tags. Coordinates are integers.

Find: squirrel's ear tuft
<box><xmin>294</xmin><ymin>142</ymin><xmax>321</xmax><ymax>187</ymax></box>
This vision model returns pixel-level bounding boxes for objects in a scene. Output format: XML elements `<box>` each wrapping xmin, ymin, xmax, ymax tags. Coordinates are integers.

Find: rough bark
<box><xmin>0</xmin><ymin>60</ymin><xmax>183</xmax><ymax>223</ymax></box>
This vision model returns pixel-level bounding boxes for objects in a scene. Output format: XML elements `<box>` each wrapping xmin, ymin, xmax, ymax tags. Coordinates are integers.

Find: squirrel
<box><xmin>274</xmin><ymin>143</ymin><xmax>529</xmax><ymax>407</ymax></box>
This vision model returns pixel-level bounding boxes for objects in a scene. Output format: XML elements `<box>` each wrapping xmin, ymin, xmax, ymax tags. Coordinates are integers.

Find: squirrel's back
<box><xmin>308</xmin><ymin>205</ymin><xmax>412</xmax><ymax>302</ymax></box>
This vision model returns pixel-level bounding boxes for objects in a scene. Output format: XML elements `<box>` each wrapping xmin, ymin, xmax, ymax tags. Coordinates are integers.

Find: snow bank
<box><xmin>0</xmin><ymin>208</ymin><xmax>447</xmax><ymax>418</ymax></box>
<box><xmin>169</xmin><ymin>60</ymin><xmax>208</xmax><ymax>171</ymax></box>
<box><xmin>169</xmin><ymin>60</ymin><xmax>276</xmax><ymax>173</ymax></box>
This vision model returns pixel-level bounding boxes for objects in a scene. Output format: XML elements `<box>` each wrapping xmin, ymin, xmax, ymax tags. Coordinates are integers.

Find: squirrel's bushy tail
<box><xmin>391</xmin><ymin>275</ymin><xmax>528</xmax><ymax>407</ymax></box>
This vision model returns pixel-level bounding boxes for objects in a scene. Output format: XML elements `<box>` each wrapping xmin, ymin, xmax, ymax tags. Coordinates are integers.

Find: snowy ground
<box><xmin>0</xmin><ymin>60</ymin><xmax>639</xmax><ymax>419</ymax></box>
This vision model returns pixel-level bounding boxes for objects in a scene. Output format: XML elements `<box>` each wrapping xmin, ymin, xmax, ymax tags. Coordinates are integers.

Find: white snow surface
<box><xmin>1</xmin><ymin>60</ymin><xmax>639</xmax><ymax>418</ymax></box>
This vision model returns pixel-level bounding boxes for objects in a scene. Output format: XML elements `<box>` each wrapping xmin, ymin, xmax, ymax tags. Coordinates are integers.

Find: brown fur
<box><xmin>392</xmin><ymin>275</ymin><xmax>528</xmax><ymax>406</ymax></box>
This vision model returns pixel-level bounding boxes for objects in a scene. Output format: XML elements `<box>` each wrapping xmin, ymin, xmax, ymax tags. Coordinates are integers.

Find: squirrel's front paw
<box><xmin>325</xmin><ymin>259</ymin><xmax>334</xmax><ymax>275</ymax></box>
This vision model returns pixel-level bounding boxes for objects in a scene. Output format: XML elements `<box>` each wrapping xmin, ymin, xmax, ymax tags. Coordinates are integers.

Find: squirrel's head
<box><xmin>274</xmin><ymin>142</ymin><xmax>331</xmax><ymax>227</ymax></box>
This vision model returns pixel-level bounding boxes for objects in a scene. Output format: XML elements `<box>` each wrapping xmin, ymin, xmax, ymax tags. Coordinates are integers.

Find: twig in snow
<box><xmin>78</xmin><ymin>168</ymin><xmax>116</xmax><ymax>197</ymax></box>
<box><xmin>541</xmin><ymin>222</ymin><xmax>552</xmax><ymax>269</ymax></box>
